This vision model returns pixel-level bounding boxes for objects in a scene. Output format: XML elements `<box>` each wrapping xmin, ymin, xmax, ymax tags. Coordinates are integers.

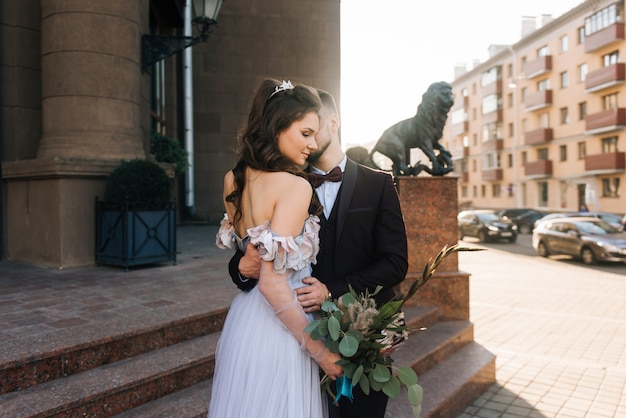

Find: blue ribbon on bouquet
<box><xmin>335</xmin><ymin>375</ymin><xmax>354</xmax><ymax>403</ymax></box>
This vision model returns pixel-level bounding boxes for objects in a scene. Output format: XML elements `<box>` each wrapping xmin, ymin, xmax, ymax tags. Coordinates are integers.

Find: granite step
<box><xmin>386</xmin><ymin>341</ymin><xmax>496</xmax><ymax>418</ymax></box>
<box><xmin>0</xmin><ymin>333</ymin><xmax>220</xmax><ymax>418</ymax></box>
<box><xmin>0</xmin><ymin>308</ymin><xmax>228</xmax><ymax>395</ymax></box>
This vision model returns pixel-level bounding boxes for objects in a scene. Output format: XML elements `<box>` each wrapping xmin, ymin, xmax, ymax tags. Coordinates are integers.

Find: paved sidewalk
<box><xmin>1</xmin><ymin>226</ymin><xmax>625</xmax><ymax>417</ymax></box>
<box><xmin>456</xmin><ymin>241</ymin><xmax>626</xmax><ymax>418</ymax></box>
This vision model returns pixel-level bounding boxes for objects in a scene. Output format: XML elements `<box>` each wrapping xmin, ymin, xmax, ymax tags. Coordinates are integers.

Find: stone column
<box><xmin>396</xmin><ymin>176</ymin><xmax>470</xmax><ymax>321</ymax></box>
<box><xmin>37</xmin><ymin>0</ymin><xmax>145</xmax><ymax>160</ymax></box>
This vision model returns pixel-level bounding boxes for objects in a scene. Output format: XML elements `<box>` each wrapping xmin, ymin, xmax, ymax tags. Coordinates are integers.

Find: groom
<box><xmin>229</xmin><ymin>89</ymin><xmax>408</xmax><ymax>418</ymax></box>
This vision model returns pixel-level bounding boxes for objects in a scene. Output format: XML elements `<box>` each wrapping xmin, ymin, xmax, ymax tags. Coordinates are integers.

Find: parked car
<box><xmin>458</xmin><ymin>210</ymin><xmax>518</xmax><ymax>243</ymax></box>
<box><xmin>534</xmin><ymin>211</ymin><xmax>624</xmax><ymax>231</ymax></box>
<box><xmin>532</xmin><ymin>216</ymin><xmax>626</xmax><ymax>265</ymax></box>
<box><xmin>497</xmin><ymin>209</ymin><xmax>546</xmax><ymax>234</ymax></box>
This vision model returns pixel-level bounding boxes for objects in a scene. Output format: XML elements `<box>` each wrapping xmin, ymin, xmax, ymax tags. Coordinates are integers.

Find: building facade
<box><xmin>446</xmin><ymin>0</ymin><xmax>626</xmax><ymax>215</ymax></box>
<box><xmin>0</xmin><ymin>0</ymin><xmax>340</xmax><ymax>268</ymax></box>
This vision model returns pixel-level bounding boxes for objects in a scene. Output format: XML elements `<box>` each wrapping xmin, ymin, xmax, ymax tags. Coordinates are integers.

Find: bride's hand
<box><xmin>317</xmin><ymin>352</ymin><xmax>343</xmax><ymax>380</ymax></box>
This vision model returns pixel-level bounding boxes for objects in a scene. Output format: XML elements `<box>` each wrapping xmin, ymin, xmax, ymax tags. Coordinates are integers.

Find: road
<box><xmin>455</xmin><ymin>232</ymin><xmax>626</xmax><ymax>417</ymax></box>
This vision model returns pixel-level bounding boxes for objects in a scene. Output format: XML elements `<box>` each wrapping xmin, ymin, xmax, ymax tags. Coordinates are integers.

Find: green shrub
<box><xmin>105</xmin><ymin>159</ymin><xmax>171</xmax><ymax>210</ymax></box>
<box><xmin>150</xmin><ymin>131</ymin><xmax>190</xmax><ymax>175</ymax></box>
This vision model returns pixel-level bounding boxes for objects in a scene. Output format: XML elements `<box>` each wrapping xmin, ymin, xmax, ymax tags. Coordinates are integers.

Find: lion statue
<box><xmin>368</xmin><ymin>81</ymin><xmax>455</xmax><ymax>176</ymax></box>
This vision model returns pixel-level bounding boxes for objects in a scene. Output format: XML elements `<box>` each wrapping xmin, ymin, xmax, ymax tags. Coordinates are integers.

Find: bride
<box><xmin>208</xmin><ymin>79</ymin><xmax>343</xmax><ymax>418</ymax></box>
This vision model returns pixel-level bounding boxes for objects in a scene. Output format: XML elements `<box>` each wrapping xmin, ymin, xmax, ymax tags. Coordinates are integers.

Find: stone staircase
<box><xmin>0</xmin><ymin>300</ymin><xmax>494</xmax><ymax>417</ymax></box>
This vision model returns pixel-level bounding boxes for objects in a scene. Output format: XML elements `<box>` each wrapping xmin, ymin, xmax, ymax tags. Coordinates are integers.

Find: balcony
<box><xmin>461</xmin><ymin>172</ymin><xmax>469</xmax><ymax>183</ymax></box>
<box><xmin>451</xmin><ymin>121</ymin><xmax>469</xmax><ymax>136</ymax></box>
<box><xmin>585</xmin><ymin>23</ymin><xmax>625</xmax><ymax>53</ymax></box>
<box><xmin>482</xmin><ymin>109</ymin><xmax>502</xmax><ymax>124</ymax></box>
<box><xmin>585</xmin><ymin>63</ymin><xmax>626</xmax><ymax>92</ymax></box>
<box><xmin>481</xmin><ymin>79</ymin><xmax>502</xmax><ymax>97</ymax></box>
<box><xmin>451</xmin><ymin>95</ymin><xmax>468</xmax><ymax>111</ymax></box>
<box><xmin>481</xmin><ymin>168</ymin><xmax>502</xmax><ymax>181</ymax></box>
<box><xmin>524</xmin><ymin>90</ymin><xmax>552</xmax><ymax>112</ymax></box>
<box><xmin>585</xmin><ymin>108</ymin><xmax>626</xmax><ymax>134</ymax></box>
<box><xmin>585</xmin><ymin>152</ymin><xmax>625</xmax><ymax>171</ymax></box>
<box><xmin>482</xmin><ymin>139</ymin><xmax>503</xmax><ymax>152</ymax></box>
<box><xmin>525</xmin><ymin>160</ymin><xmax>553</xmax><ymax>178</ymax></box>
<box><xmin>523</xmin><ymin>55</ymin><xmax>552</xmax><ymax>79</ymax></box>
<box><xmin>524</xmin><ymin>128</ymin><xmax>553</xmax><ymax>146</ymax></box>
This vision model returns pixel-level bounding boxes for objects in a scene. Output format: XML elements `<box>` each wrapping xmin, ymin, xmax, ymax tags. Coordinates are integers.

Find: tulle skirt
<box><xmin>207</xmin><ymin>271</ymin><xmax>326</xmax><ymax>418</ymax></box>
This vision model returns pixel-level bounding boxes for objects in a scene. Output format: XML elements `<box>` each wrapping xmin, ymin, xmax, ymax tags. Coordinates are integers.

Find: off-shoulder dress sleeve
<box><xmin>247</xmin><ymin>215</ymin><xmax>320</xmax><ymax>274</ymax></box>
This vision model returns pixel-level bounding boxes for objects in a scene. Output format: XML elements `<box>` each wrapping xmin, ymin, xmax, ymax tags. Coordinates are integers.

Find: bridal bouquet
<box><xmin>305</xmin><ymin>244</ymin><xmax>483</xmax><ymax>418</ymax></box>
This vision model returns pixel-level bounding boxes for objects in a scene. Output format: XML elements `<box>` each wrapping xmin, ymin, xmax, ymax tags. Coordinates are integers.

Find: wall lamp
<box><xmin>142</xmin><ymin>0</ymin><xmax>223</xmax><ymax>71</ymax></box>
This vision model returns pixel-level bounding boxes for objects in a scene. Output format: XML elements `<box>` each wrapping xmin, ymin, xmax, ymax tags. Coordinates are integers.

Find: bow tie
<box><xmin>309</xmin><ymin>166</ymin><xmax>343</xmax><ymax>188</ymax></box>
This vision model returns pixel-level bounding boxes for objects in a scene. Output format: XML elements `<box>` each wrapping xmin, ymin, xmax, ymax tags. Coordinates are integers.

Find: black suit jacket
<box><xmin>229</xmin><ymin>159</ymin><xmax>408</xmax><ymax>306</ymax></box>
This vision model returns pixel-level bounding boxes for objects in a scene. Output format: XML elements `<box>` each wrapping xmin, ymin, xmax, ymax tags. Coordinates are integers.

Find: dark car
<box><xmin>497</xmin><ymin>209</ymin><xmax>546</xmax><ymax>234</ymax></box>
<box><xmin>458</xmin><ymin>210</ymin><xmax>518</xmax><ymax>243</ymax></box>
<box><xmin>532</xmin><ymin>216</ymin><xmax>626</xmax><ymax>265</ymax></box>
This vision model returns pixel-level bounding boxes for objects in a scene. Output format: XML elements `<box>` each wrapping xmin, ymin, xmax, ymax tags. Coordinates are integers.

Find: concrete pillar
<box><xmin>37</xmin><ymin>0</ymin><xmax>145</xmax><ymax>160</ymax></box>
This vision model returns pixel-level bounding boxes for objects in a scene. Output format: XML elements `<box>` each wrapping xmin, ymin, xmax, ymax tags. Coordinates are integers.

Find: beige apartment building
<box><xmin>446</xmin><ymin>0</ymin><xmax>626</xmax><ymax>216</ymax></box>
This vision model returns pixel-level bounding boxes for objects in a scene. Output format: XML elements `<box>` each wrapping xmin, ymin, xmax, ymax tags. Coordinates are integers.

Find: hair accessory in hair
<box><xmin>269</xmin><ymin>80</ymin><xmax>294</xmax><ymax>98</ymax></box>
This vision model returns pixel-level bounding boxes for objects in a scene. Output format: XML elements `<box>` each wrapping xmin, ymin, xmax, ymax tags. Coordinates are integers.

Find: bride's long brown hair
<box><xmin>226</xmin><ymin>79</ymin><xmax>322</xmax><ymax>226</ymax></box>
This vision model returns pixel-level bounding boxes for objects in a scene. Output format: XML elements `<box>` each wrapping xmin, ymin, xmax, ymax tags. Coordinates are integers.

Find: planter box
<box><xmin>96</xmin><ymin>199</ymin><xmax>176</xmax><ymax>270</ymax></box>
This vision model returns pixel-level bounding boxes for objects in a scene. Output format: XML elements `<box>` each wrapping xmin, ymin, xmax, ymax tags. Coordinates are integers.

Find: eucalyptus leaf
<box><xmin>408</xmin><ymin>383</ymin><xmax>424</xmax><ymax>406</ymax></box>
<box><xmin>359</xmin><ymin>373</ymin><xmax>370</xmax><ymax>395</ymax></box>
<box><xmin>352</xmin><ymin>365</ymin><xmax>364</xmax><ymax>385</ymax></box>
<box><xmin>304</xmin><ymin>319</ymin><xmax>320</xmax><ymax>333</ymax></box>
<box><xmin>382</xmin><ymin>377</ymin><xmax>401</xmax><ymax>398</ymax></box>
<box><xmin>369</xmin><ymin>372</ymin><xmax>383</xmax><ymax>391</ymax></box>
<box><xmin>339</xmin><ymin>334</ymin><xmax>359</xmax><ymax>357</ymax></box>
<box><xmin>328</xmin><ymin>316</ymin><xmax>341</xmax><ymax>340</ymax></box>
<box><xmin>373</xmin><ymin>364</ymin><xmax>391</xmax><ymax>383</ymax></box>
<box><xmin>343</xmin><ymin>362</ymin><xmax>357</xmax><ymax>378</ymax></box>
<box><xmin>321</xmin><ymin>300</ymin><xmax>338</xmax><ymax>312</ymax></box>
<box><xmin>341</xmin><ymin>292</ymin><xmax>356</xmax><ymax>306</ymax></box>
<box><xmin>411</xmin><ymin>404</ymin><xmax>422</xmax><ymax>418</ymax></box>
<box><xmin>397</xmin><ymin>366</ymin><xmax>418</xmax><ymax>386</ymax></box>
<box><xmin>318</xmin><ymin>318</ymin><xmax>329</xmax><ymax>336</ymax></box>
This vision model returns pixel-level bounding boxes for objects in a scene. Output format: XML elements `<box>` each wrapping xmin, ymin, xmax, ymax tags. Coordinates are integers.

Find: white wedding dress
<box><xmin>208</xmin><ymin>215</ymin><xmax>326</xmax><ymax>418</ymax></box>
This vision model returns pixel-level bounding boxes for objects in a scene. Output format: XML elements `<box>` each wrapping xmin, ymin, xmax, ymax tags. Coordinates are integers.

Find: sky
<box><xmin>340</xmin><ymin>0</ymin><xmax>585</xmax><ymax>149</ymax></box>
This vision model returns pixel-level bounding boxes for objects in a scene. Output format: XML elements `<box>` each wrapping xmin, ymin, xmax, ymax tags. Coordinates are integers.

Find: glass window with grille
<box><xmin>602</xmin><ymin>136</ymin><xmax>618</xmax><ymax>153</ymax></box>
<box><xmin>560</xmin><ymin>107</ymin><xmax>569</xmax><ymax>124</ymax></box>
<box><xmin>482</xmin><ymin>122</ymin><xmax>502</xmax><ymax>142</ymax></box>
<box><xmin>473</xmin><ymin>185</ymin><xmax>477</xmax><ymax>197</ymax></box>
<box><xmin>481</xmin><ymin>185</ymin><xmax>486</xmax><ymax>197</ymax></box>
<box><xmin>560</xmin><ymin>145</ymin><xmax>567</xmax><ymax>161</ymax></box>
<box><xmin>578</xmin><ymin>101</ymin><xmax>587</xmax><ymax>119</ymax></box>
<box><xmin>537</xmin><ymin>45</ymin><xmax>549</xmax><ymax>57</ymax></box>
<box><xmin>481</xmin><ymin>66</ymin><xmax>501</xmax><ymax>87</ymax></box>
<box><xmin>602</xmin><ymin>178</ymin><xmax>620</xmax><ymax>197</ymax></box>
<box><xmin>578</xmin><ymin>142</ymin><xmax>586</xmax><ymax>159</ymax></box>
<box><xmin>603</xmin><ymin>51</ymin><xmax>619</xmax><ymax>66</ymax></box>
<box><xmin>481</xmin><ymin>94</ymin><xmax>501</xmax><ymax>115</ymax></box>
<box><xmin>462</xmin><ymin>186</ymin><xmax>468</xmax><ymax>198</ymax></box>
<box><xmin>603</xmin><ymin>92</ymin><xmax>619</xmax><ymax>110</ymax></box>
<box><xmin>578</xmin><ymin>63</ymin><xmax>588</xmax><ymax>82</ymax></box>
<box><xmin>538</xmin><ymin>148</ymin><xmax>549</xmax><ymax>161</ymax></box>
<box><xmin>585</xmin><ymin>3</ymin><xmax>620</xmax><ymax>36</ymax></box>
<box><xmin>537</xmin><ymin>79</ymin><xmax>550</xmax><ymax>91</ymax></box>
<box><xmin>508</xmin><ymin>122</ymin><xmax>514</xmax><ymax>138</ymax></box>
<box><xmin>522</xmin><ymin>151</ymin><xmax>527</xmax><ymax>165</ymax></box>
<box><xmin>539</xmin><ymin>112</ymin><xmax>550</xmax><ymax>128</ymax></box>
<box><xmin>508</xmin><ymin>153</ymin><xmax>513</xmax><ymax>167</ymax></box>
<box><xmin>578</xmin><ymin>26</ymin><xmax>585</xmax><ymax>43</ymax></box>
<box><xmin>560</xmin><ymin>71</ymin><xmax>569</xmax><ymax>88</ymax></box>
<box><xmin>492</xmin><ymin>184</ymin><xmax>501</xmax><ymax>198</ymax></box>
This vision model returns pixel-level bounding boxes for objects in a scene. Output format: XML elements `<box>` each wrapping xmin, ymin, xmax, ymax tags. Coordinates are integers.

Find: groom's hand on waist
<box><xmin>238</xmin><ymin>243</ymin><xmax>261</xmax><ymax>280</ymax></box>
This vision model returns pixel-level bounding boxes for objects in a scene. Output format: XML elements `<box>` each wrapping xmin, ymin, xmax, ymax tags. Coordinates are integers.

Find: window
<box><xmin>537</xmin><ymin>45</ymin><xmax>549</xmax><ymax>57</ymax></box>
<box><xmin>603</xmin><ymin>92</ymin><xmax>619</xmax><ymax>110</ymax></box>
<box><xmin>472</xmin><ymin>159</ymin><xmax>477</xmax><ymax>172</ymax></box>
<box><xmin>602</xmin><ymin>136</ymin><xmax>618</xmax><ymax>153</ymax></box>
<box><xmin>578</xmin><ymin>101</ymin><xmax>587</xmax><ymax>120</ymax></box>
<box><xmin>578</xmin><ymin>142</ymin><xmax>586</xmax><ymax>159</ymax></box>
<box><xmin>508</xmin><ymin>122</ymin><xmax>514</xmax><ymax>138</ymax></box>
<box><xmin>507</xmin><ymin>92</ymin><xmax>513</xmax><ymax>108</ymax></box>
<box><xmin>507</xmin><ymin>63</ymin><xmax>513</xmax><ymax>78</ymax></box>
<box><xmin>508</xmin><ymin>153</ymin><xmax>513</xmax><ymax>167</ymax></box>
<box><xmin>578</xmin><ymin>63</ymin><xmax>588</xmax><ymax>82</ymax></box>
<box><xmin>451</xmin><ymin>108</ymin><xmax>467</xmax><ymax>125</ymax></box>
<box><xmin>473</xmin><ymin>133</ymin><xmax>477</xmax><ymax>146</ymax></box>
<box><xmin>539</xmin><ymin>112</ymin><xmax>550</xmax><ymax>128</ymax></box>
<box><xmin>481</xmin><ymin>66</ymin><xmax>501</xmax><ymax>87</ymax></box>
<box><xmin>522</xmin><ymin>118</ymin><xmax>528</xmax><ymax>133</ymax></box>
<box><xmin>560</xmin><ymin>107</ymin><xmax>569</xmax><ymax>124</ymax></box>
<box><xmin>521</xmin><ymin>87</ymin><xmax>527</xmax><ymax>102</ymax></box>
<box><xmin>472</xmin><ymin>185</ymin><xmax>477</xmax><ymax>197</ymax></box>
<box><xmin>560</xmin><ymin>71</ymin><xmax>569</xmax><ymax>88</ymax></box>
<box><xmin>521</xmin><ymin>151</ymin><xmax>527</xmax><ymax>165</ymax></box>
<box><xmin>603</xmin><ymin>51</ymin><xmax>619</xmax><ymax>66</ymax></box>
<box><xmin>585</xmin><ymin>3</ymin><xmax>621</xmax><ymax>36</ymax></box>
<box><xmin>602</xmin><ymin>178</ymin><xmax>620</xmax><ymax>197</ymax></box>
<box><xmin>472</xmin><ymin>83</ymin><xmax>476</xmax><ymax>95</ymax></box>
<box><xmin>578</xmin><ymin>26</ymin><xmax>585</xmax><ymax>44</ymax></box>
<box><xmin>561</xmin><ymin>35</ymin><xmax>569</xmax><ymax>52</ymax></box>
<box><xmin>481</xmin><ymin>185</ymin><xmax>486</xmax><ymax>197</ymax></box>
<box><xmin>472</xmin><ymin>108</ymin><xmax>477</xmax><ymax>120</ymax></box>
<box><xmin>538</xmin><ymin>181</ymin><xmax>549</xmax><ymax>207</ymax></box>
<box><xmin>482</xmin><ymin>122</ymin><xmax>502</xmax><ymax>142</ymax></box>
<box><xmin>481</xmin><ymin>94</ymin><xmax>501</xmax><ymax>115</ymax></box>
<box><xmin>492</xmin><ymin>184</ymin><xmax>501</xmax><ymax>198</ymax></box>
<box><xmin>560</xmin><ymin>145</ymin><xmax>567</xmax><ymax>161</ymax></box>
<box><xmin>538</xmin><ymin>148</ymin><xmax>549</xmax><ymax>161</ymax></box>
<box><xmin>461</xmin><ymin>186</ymin><xmax>468</xmax><ymax>198</ymax></box>
<box><xmin>538</xmin><ymin>79</ymin><xmax>550</xmax><ymax>91</ymax></box>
